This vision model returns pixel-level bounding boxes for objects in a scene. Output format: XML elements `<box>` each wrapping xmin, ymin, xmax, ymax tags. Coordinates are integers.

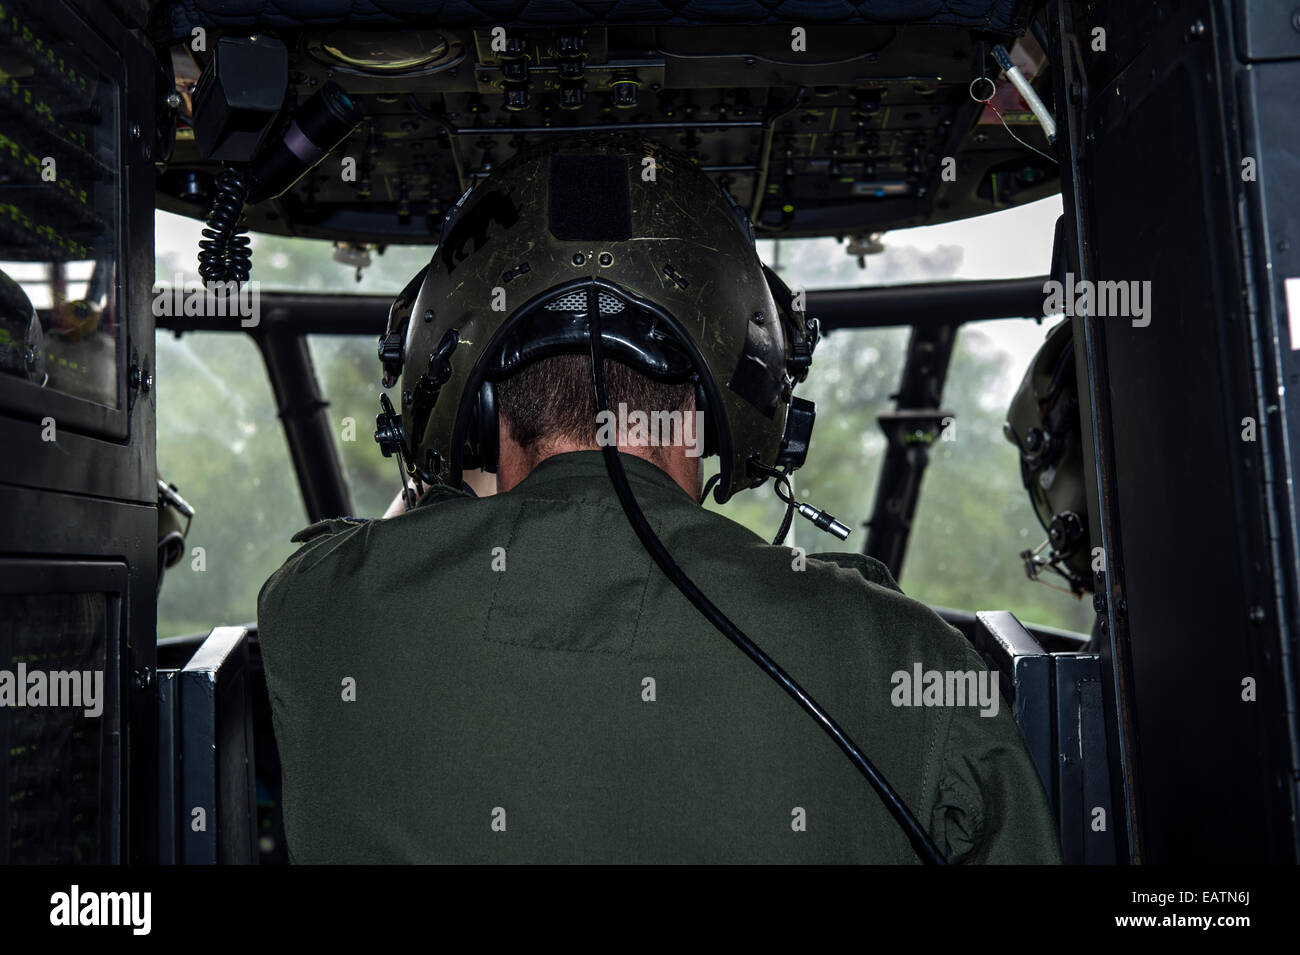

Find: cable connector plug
<box><xmin>796</xmin><ymin>502</ymin><xmax>851</xmax><ymax>540</ymax></box>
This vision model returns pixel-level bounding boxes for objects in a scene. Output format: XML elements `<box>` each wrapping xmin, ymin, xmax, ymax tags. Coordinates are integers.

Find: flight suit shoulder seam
<box><xmin>413</xmin><ymin>482</ymin><xmax>474</xmax><ymax>508</ymax></box>
<box><xmin>806</xmin><ymin>551</ymin><xmax>902</xmax><ymax>592</ymax></box>
<box><xmin>283</xmin><ymin>522</ymin><xmax>368</xmax><ymax>576</ymax></box>
<box><xmin>288</xmin><ymin>517</ymin><xmax>367</xmax><ymax>544</ymax></box>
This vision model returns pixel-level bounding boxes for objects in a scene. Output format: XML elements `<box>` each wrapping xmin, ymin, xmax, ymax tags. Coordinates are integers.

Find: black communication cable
<box><xmin>584</xmin><ymin>288</ymin><xmax>946</xmax><ymax>866</ymax></box>
<box><xmin>768</xmin><ymin>468</ymin><xmax>797</xmax><ymax>546</ymax></box>
<box><xmin>698</xmin><ymin>472</ymin><xmax>721</xmax><ymax>505</ymax></box>
<box><xmin>198</xmin><ymin>166</ymin><xmax>253</xmax><ymax>284</ymax></box>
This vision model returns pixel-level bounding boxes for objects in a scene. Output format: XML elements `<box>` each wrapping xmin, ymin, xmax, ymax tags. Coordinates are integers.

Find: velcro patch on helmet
<box><xmin>548</xmin><ymin>154</ymin><xmax>631</xmax><ymax>241</ymax></box>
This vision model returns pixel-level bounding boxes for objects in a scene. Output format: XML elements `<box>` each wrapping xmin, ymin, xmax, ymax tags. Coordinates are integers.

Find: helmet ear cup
<box><xmin>465</xmin><ymin>379</ymin><xmax>500</xmax><ymax>474</ymax></box>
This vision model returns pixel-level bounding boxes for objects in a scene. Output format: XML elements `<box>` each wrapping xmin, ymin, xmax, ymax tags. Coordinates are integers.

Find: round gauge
<box><xmin>317</xmin><ymin>30</ymin><xmax>451</xmax><ymax>74</ymax></box>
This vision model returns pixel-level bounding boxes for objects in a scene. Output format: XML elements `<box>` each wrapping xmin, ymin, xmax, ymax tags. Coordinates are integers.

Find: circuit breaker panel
<box><xmin>0</xmin><ymin>0</ymin><xmax>156</xmax><ymax>863</ymax></box>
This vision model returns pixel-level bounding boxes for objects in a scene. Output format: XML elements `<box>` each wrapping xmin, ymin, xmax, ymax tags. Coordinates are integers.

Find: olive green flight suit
<box><xmin>258</xmin><ymin>451</ymin><xmax>1062</xmax><ymax>864</ymax></box>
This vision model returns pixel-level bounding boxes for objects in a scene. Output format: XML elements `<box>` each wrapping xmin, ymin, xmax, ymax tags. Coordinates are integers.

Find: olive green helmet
<box><xmin>1004</xmin><ymin>318</ymin><xmax>1093</xmax><ymax>594</ymax></box>
<box><xmin>375</xmin><ymin>134</ymin><xmax>819</xmax><ymax>503</ymax></box>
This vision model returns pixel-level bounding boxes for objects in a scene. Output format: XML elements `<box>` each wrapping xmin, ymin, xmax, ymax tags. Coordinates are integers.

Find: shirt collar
<box><xmin>510</xmin><ymin>450</ymin><xmax>700</xmax><ymax>505</ymax></box>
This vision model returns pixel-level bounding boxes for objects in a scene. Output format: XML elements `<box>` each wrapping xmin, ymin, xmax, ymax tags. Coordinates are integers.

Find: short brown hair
<box><xmin>495</xmin><ymin>354</ymin><xmax>693</xmax><ymax>459</ymax></box>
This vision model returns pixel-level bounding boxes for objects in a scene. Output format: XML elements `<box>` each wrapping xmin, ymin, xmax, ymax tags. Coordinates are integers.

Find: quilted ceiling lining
<box><xmin>158</xmin><ymin>0</ymin><xmax>1031</xmax><ymax>39</ymax></box>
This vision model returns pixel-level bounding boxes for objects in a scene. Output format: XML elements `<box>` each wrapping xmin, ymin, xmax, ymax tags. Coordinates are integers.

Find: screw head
<box><xmin>598</xmin><ymin>252</ymin><xmax>612</xmax><ymax>266</ymax></box>
<box><xmin>572</xmin><ymin>252</ymin><xmax>586</xmax><ymax>265</ymax></box>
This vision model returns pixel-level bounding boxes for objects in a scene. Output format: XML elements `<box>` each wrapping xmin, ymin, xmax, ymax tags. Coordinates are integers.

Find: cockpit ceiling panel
<box><xmin>152</xmin><ymin>2</ymin><xmax>1056</xmax><ymax>243</ymax></box>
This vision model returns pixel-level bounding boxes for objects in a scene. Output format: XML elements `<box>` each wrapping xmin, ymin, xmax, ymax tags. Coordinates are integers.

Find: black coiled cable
<box><xmin>584</xmin><ymin>287</ymin><xmax>946</xmax><ymax>865</ymax></box>
<box><xmin>198</xmin><ymin>166</ymin><xmax>253</xmax><ymax>284</ymax></box>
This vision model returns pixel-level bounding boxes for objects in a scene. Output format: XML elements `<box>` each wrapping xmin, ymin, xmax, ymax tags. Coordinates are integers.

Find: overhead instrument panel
<box><xmin>155</xmin><ymin>22</ymin><xmax>1060</xmax><ymax>246</ymax></box>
